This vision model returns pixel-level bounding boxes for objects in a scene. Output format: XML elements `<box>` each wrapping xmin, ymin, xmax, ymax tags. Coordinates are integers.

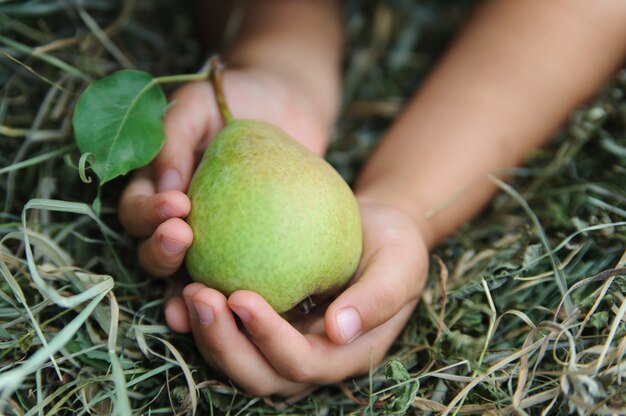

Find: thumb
<box><xmin>324</xmin><ymin>240</ymin><xmax>428</xmax><ymax>345</ymax></box>
<box><xmin>153</xmin><ymin>82</ymin><xmax>222</xmax><ymax>192</ymax></box>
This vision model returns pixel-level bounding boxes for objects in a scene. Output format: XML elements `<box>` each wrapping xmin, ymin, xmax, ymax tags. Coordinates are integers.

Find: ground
<box><xmin>1</xmin><ymin>1</ymin><xmax>626</xmax><ymax>414</ymax></box>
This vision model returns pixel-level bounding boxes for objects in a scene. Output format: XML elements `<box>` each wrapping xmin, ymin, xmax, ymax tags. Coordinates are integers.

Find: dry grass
<box><xmin>1</xmin><ymin>1</ymin><xmax>626</xmax><ymax>414</ymax></box>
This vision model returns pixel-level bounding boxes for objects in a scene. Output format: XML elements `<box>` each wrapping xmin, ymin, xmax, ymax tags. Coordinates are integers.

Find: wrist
<box><xmin>224</xmin><ymin>0</ymin><xmax>343</xmax><ymax>133</ymax></box>
<box><xmin>355</xmin><ymin>190</ymin><xmax>437</xmax><ymax>249</ymax></box>
<box><xmin>227</xmin><ymin>54</ymin><xmax>341</xmax><ymax>134</ymax></box>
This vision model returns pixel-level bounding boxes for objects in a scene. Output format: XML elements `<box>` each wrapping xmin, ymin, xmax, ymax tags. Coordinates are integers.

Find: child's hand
<box><xmin>182</xmin><ymin>199</ymin><xmax>428</xmax><ymax>396</ymax></box>
<box><xmin>118</xmin><ymin>66</ymin><xmax>330</xmax><ymax>333</ymax></box>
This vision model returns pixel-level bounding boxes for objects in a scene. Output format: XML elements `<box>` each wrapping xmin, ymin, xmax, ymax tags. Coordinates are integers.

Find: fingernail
<box><xmin>336</xmin><ymin>307</ymin><xmax>361</xmax><ymax>343</ymax></box>
<box><xmin>230</xmin><ymin>305</ymin><xmax>251</xmax><ymax>323</ymax></box>
<box><xmin>184</xmin><ymin>297</ymin><xmax>198</xmax><ymax>319</ymax></box>
<box><xmin>161</xmin><ymin>237</ymin><xmax>186</xmax><ymax>255</ymax></box>
<box><xmin>158</xmin><ymin>169</ymin><xmax>182</xmax><ymax>192</ymax></box>
<box><xmin>195</xmin><ymin>302</ymin><xmax>214</xmax><ymax>325</ymax></box>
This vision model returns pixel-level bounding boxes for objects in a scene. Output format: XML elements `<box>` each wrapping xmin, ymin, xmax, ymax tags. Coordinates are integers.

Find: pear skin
<box><xmin>185</xmin><ymin>120</ymin><xmax>362</xmax><ymax>314</ymax></box>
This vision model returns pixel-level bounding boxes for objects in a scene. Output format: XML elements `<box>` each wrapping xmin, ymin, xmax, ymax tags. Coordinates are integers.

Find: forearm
<box><xmin>356</xmin><ymin>0</ymin><xmax>626</xmax><ymax>248</ymax></box>
<box><xmin>226</xmin><ymin>0</ymin><xmax>344</xmax><ymax>130</ymax></box>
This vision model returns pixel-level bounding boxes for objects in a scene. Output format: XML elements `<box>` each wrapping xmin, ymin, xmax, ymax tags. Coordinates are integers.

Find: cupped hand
<box><xmin>118</xmin><ymin>66</ymin><xmax>329</xmax><ymax>332</ymax></box>
<box><xmin>182</xmin><ymin>199</ymin><xmax>429</xmax><ymax>397</ymax></box>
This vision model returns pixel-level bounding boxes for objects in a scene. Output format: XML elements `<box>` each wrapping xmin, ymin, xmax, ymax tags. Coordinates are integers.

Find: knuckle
<box><xmin>151</xmin><ymin>192</ymin><xmax>168</xmax><ymax>210</ymax></box>
<box><xmin>120</xmin><ymin>195</ymin><xmax>153</xmax><ymax>236</ymax></box>
<box><xmin>199</xmin><ymin>341</ymin><xmax>230</xmax><ymax>362</ymax></box>
<box><xmin>118</xmin><ymin>196</ymin><xmax>137</xmax><ymax>229</ymax></box>
<box><xmin>370</xmin><ymin>281</ymin><xmax>400</xmax><ymax>320</ymax></box>
<box><xmin>247</xmin><ymin>328</ymin><xmax>274</xmax><ymax>346</ymax></box>
<box><xmin>283</xmin><ymin>363</ymin><xmax>316</xmax><ymax>384</ymax></box>
<box><xmin>139</xmin><ymin>241</ymin><xmax>178</xmax><ymax>277</ymax></box>
<box><xmin>182</xmin><ymin>283</ymin><xmax>204</xmax><ymax>299</ymax></box>
<box><xmin>153</xmin><ymin>241</ymin><xmax>180</xmax><ymax>264</ymax></box>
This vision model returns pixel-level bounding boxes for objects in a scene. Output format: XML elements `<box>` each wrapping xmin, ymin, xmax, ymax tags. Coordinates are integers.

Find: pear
<box><xmin>184</xmin><ymin>60</ymin><xmax>362</xmax><ymax>315</ymax></box>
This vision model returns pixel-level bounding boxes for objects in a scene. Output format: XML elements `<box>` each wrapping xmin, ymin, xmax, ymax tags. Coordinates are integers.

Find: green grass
<box><xmin>2</xmin><ymin>1</ymin><xmax>626</xmax><ymax>414</ymax></box>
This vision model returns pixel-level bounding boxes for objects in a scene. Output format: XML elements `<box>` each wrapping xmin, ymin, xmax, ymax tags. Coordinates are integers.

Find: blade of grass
<box><xmin>595</xmin><ymin>296</ymin><xmax>626</xmax><ymax>373</ymax></box>
<box><xmin>0</xmin><ymin>50</ymin><xmax>67</xmax><ymax>90</ymax></box>
<box><xmin>0</xmin><ymin>288</ymin><xmax>111</xmax><ymax>399</ymax></box>
<box><xmin>76</xmin><ymin>2</ymin><xmax>134</xmax><ymax>68</ymax></box>
<box><xmin>489</xmin><ymin>175</ymin><xmax>574</xmax><ymax>316</ymax></box>
<box><xmin>106</xmin><ymin>292</ymin><xmax>131</xmax><ymax>415</ymax></box>
<box><xmin>0</xmin><ymin>34</ymin><xmax>89</xmax><ymax>80</ymax></box>
<box><xmin>0</xmin><ymin>145</ymin><xmax>74</xmax><ymax>175</ymax></box>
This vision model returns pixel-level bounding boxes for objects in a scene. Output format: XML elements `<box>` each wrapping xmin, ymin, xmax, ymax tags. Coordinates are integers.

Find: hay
<box><xmin>1</xmin><ymin>1</ymin><xmax>625</xmax><ymax>414</ymax></box>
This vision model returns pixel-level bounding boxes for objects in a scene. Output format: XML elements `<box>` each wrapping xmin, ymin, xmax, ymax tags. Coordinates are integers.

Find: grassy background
<box><xmin>2</xmin><ymin>1</ymin><xmax>626</xmax><ymax>414</ymax></box>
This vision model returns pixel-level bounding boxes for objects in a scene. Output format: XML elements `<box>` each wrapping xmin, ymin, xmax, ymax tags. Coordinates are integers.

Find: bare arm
<box><xmin>356</xmin><ymin>0</ymin><xmax>626</xmax><ymax>247</ymax></box>
<box><xmin>226</xmin><ymin>0</ymin><xmax>344</xmax><ymax>137</ymax></box>
<box><xmin>121</xmin><ymin>0</ymin><xmax>626</xmax><ymax>397</ymax></box>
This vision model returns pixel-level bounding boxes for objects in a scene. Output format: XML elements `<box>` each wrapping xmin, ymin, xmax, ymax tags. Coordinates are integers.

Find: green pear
<box><xmin>184</xmin><ymin>61</ymin><xmax>362</xmax><ymax>315</ymax></box>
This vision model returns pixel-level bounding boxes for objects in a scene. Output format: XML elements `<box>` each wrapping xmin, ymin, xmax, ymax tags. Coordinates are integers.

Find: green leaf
<box><xmin>73</xmin><ymin>70</ymin><xmax>166</xmax><ymax>184</ymax></box>
<box><xmin>384</xmin><ymin>360</ymin><xmax>419</xmax><ymax>414</ymax></box>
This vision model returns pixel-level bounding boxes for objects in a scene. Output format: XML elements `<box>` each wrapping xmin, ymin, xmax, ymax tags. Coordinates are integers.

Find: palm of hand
<box><xmin>181</xmin><ymin>199</ymin><xmax>428</xmax><ymax>397</ymax></box>
<box><xmin>120</xmin><ymin>67</ymin><xmax>429</xmax><ymax>397</ymax></box>
<box><xmin>291</xmin><ymin>201</ymin><xmax>428</xmax><ymax>336</ymax></box>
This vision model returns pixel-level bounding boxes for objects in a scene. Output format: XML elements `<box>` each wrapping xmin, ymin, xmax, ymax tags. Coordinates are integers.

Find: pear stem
<box><xmin>208</xmin><ymin>56</ymin><xmax>234</xmax><ymax>124</ymax></box>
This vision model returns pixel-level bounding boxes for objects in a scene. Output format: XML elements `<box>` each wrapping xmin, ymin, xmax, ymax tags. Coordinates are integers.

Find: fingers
<box><xmin>164</xmin><ymin>277</ymin><xmax>192</xmax><ymax>333</ymax></box>
<box><xmin>119</xmin><ymin>169</ymin><xmax>191</xmax><ymax>238</ymax></box>
<box><xmin>183</xmin><ymin>284</ymin><xmax>306</xmax><ymax>397</ymax></box>
<box><xmin>227</xmin><ymin>291</ymin><xmax>379</xmax><ymax>385</ymax></box>
<box><xmin>182</xmin><ymin>284</ymin><xmax>414</xmax><ymax>397</ymax></box>
<box><xmin>227</xmin><ymin>291</ymin><xmax>322</xmax><ymax>382</ymax></box>
<box><xmin>152</xmin><ymin>82</ymin><xmax>221</xmax><ymax>192</ymax></box>
<box><xmin>165</xmin><ymin>295</ymin><xmax>191</xmax><ymax>333</ymax></box>
<box><xmin>137</xmin><ymin>218</ymin><xmax>193</xmax><ymax>277</ymax></box>
<box><xmin>119</xmin><ymin>168</ymin><xmax>192</xmax><ymax>278</ymax></box>
<box><xmin>324</xmin><ymin>224</ymin><xmax>429</xmax><ymax>345</ymax></box>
